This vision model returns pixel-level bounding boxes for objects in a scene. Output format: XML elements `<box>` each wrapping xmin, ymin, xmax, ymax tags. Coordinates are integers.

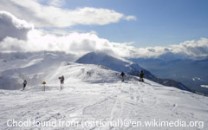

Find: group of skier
<box><xmin>22</xmin><ymin>70</ymin><xmax>144</xmax><ymax>90</ymax></box>
<box><xmin>120</xmin><ymin>70</ymin><xmax>144</xmax><ymax>82</ymax></box>
<box><xmin>22</xmin><ymin>75</ymin><xmax>65</xmax><ymax>91</ymax></box>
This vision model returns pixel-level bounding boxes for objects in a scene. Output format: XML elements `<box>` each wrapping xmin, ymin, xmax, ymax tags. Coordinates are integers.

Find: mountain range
<box><xmin>131</xmin><ymin>57</ymin><xmax>208</xmax><ymax>96</ymax></box>
<box><xmin>0</xmin><ymin>51</ymin><xmax>208</xmax><ymax>130</ymax></box>
<box><xmin>77</xmin><ymin>52</ymin><xmax>193</xmax><ymax>92</ymax></box>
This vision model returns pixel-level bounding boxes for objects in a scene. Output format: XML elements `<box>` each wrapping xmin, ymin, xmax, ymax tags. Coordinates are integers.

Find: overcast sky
<box><xmin>0</xmin><ymin>0</ymin><xmax>208</xmax><ymax>59</ymax></box>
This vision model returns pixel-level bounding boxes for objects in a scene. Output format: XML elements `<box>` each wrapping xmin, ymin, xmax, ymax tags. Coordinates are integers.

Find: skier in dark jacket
<box><xmin>59</xmin><ymin>75</ymin><xmax>65</xmax><ymax>90</ymax></box>
<box><xmin>42</xmin><ymin>81</ymin><xmax>46</xmax><ymax>91</ymax></box>
<box><xmin>120</xmin><ymin>72</ymin><xmax>125</xmax><ymax>82</ymax></box>
<box><xmin>23</xmin><ymin>80</ymin><xmax>27</xmax><ymax>90</ymax></box>
<box><xmin>139</xmin><ymin>70</ymin><xmax>144</xmax><ymax>82</ymax></box>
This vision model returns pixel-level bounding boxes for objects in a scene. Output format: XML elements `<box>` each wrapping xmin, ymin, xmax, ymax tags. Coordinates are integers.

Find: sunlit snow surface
<box><xmin>0</xmin><ymin>63</ymin><xmax>208</xmax><ymax>130</ymax></box>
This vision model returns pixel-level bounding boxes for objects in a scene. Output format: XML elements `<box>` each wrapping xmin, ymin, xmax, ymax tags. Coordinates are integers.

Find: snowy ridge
<box><xmin>0</xmin><ymin>52</ymin><xmax>75</xmax><ymax>90</ymax></box>
<box><xmin>0</xmin><ymin>51</ymin><xmax>191</xmax><ymax>92</ymax></box>
<box><xmin>0</xmin><ymin>71</ymin><xmax>208</xmax><ymax>130</ymax></box>
<box><xmin>0</xmin><ymin>51</ymin><xmax>127</xmax><ymax>90</ymax></box>
<box><xmin>77</xmin><ymin>52</ymin><xmax>192</xmax><ymax>92</ymax></box>
<box><xmin>76</xmin><ymin>52</ymin><xmax>143</xmax><ymax>74</ymax></box>
<box><xmin>0</xmin><ymin>51</ymin><xmax>208</xmax><ymax>130</ymax></box>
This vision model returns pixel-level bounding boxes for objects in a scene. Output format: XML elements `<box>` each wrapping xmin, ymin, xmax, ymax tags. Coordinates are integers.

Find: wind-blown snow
<box><xmin>0</xmin><ymin>52</ymin><xmax>76</xmax><ymax>90</ymax></box>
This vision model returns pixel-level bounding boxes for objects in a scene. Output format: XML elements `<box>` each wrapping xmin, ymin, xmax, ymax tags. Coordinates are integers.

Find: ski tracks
<box><xmin>109</xmin><ymin>95</ymin><xmax>125</xmax><ymax>121</ymax></box>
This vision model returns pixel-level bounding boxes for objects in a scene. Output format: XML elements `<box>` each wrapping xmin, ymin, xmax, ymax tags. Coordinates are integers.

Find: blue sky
<box><xmin>51</xmin><ymin>0</ymin><xmax>208</xmax><ymax>47</ymax></box>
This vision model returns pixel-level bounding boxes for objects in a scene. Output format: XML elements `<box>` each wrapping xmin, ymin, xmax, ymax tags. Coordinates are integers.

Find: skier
<box><xmin>22</xmin><ymin>80</ymin><xmax>27</xmax><ymax>90</ymax></box>
<box><xmin>58</xmin><ymin>75</ymin><xmax>64</xmax><ymax>90</ymax></box>
<box><xmin>42</xmin><ymin>81</ymin><xmax>46</xmax><ymax>91</ymax></box>
<box><xmin>120</xmin><ymin>72</ymin><xmax>125</xmax><ymax>82</ymax></box>
<box><xmin>139</xmin><ymin>70</ymin><xmax>144</xmax><ymax>82</ymax></box>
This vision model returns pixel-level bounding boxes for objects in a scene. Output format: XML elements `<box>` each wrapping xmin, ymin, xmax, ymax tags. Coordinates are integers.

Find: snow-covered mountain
<box><xmin>0</xmin><ymin>51</ymin><xmax>199</xmax><ymax>93</ymax></box>
<box><xmin>0</xmin><ymin>51</ymin><xmax>136</xmax><ymax>90</ymax></box>
<box><xmin>131</xmin><ymin>58</ymin><xmax>208</xmax><ymax>96</ymax></box>
<box><xmin>76</xmin><ymin>52</ymin><xmax>143</xmax><ymax>74</ymax></box>
<box><xmin>0</xmin><ymin>53</ymin><xmax>208</xmax><ymax>129</ymax></box>
<box><xmin>0</xmin><ymin>51</ymin><xmax>208</xmax><ymax>129</ymax></box>
<box><xmin>76</xmin><ymin>52</ymin><xmax>192</xmax><ymax>92</ymax></box>
<box><xmin>0</xmin><ymin>51</ymin><xmax>76</xmax><ymax>90</ymax></box>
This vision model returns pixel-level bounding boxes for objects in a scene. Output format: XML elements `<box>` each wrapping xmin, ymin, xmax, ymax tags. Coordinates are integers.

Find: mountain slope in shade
<box><xmin>131</xmin><ymin>58</ymin><xmax>208</xmax><ymax>96</ymax></box>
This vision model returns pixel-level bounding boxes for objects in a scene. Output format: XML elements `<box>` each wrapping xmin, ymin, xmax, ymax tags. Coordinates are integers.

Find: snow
<box><xmin>0</xmin><ymin>68</ymin><xmax>207</xmax><ymax>129</ymax></box>
<box><xmin>192</xmin><ymin>77</ymin><xmax>201</xmax><ymax>81</ymax></box>
<box><xmin>76</xmin><ymin>52</ymin><xmax>143</xmax><ymax>74</ymax></box>
<box><xmin>201</xmin><ymin>85</ymin><xmax>208</xmax><ymax>88</ymax></box>
<box><xmin>0</xmin><ymin>78</ymin><xmax>207</xmax><ymax>130</ymax></box>
<box><xmin>0</xmin><ymin>52</ymin><xmax>76</xmax><ymax>90</ymax></box>
<box><xmin>0</xmin><ymin>52</ymin><xmax>208</xmax><ymax>130</ymax></box>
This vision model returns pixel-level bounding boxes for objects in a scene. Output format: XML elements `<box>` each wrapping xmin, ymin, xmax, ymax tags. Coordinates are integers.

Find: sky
<box><xmin>0</xmin><ymin>0</ymin><xmax>208</xmax><ymax>59</ymax></box>
<box><xmin>39</xmin><ymin>0</ymin><xmax>208</xmax><ymax>47</ymax></box>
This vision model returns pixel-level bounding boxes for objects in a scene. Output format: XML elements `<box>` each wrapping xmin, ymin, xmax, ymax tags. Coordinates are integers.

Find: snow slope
<box><xmin>76</xmin><ymin>52</ymin><xmax>143</xmax><ymax>74</ymax></box>
<box><xmin>0</xmin><ymin>62</ymin><xmax>208</xmax><ymax>130</ymax></box>
<box><xmin>77</xmin><ymin>52</ymin><xmax>192</xmax><ymax>92</ymax></box>
<box><xmin>0</xmin><ymin>52</ymin><xmax>76</xmax><ymax>90</ymax></box>
<box><xmin>131</xmin><ymin>58</ymin><xmax>208</xmax><ymax>95</ymax></box>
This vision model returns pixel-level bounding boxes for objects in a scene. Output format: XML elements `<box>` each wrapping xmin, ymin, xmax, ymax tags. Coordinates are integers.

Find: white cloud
<box><xmin>0</xmin><ymin>0</ymin><xmax>136</xmax><ymax>27</ymax></box>
<box><xmin>47</xmin><ymin>0</ymin><xmax>65</xmax><ymax>7</ymax></box>
<box><xmin>2</xmin><ymin>27</ymin><xmax>207</xmax><ymax>60</ymax></box>
<box><xmin>0</xmin><ymin>11</ymin><xmax>114</xmax><ymax>54</ymax></box>
<box><xmin>125</xmin><ymin>38</ymin><xmax>208</xmax><ymax>59</ymax></box>
<box><xmin>170</xmin><ymin>38</ymin><xmax>208</xmax><ymax>59</ymax></box>
<box><xmin>0</xmin><ymin>11</ymin><xmax>33</xmax><ymax>41</ymax></box>
<box><xmin>125</xmin><ymin>15</ymin><xmax>137</xmax><ymax>21</ymax></box>
<box><xmin>0</xmin><ymin>11</ymin><xmax>207</xmax><ymax>60</ymax></box>
<box><xmin>0</xmin><ymin>12</ymin><xmax>129</xmax><ymax>57</ymax></box>
<box><xmin>0</xmin><ymin>30</ymin><xmax>116</xmax><ymax>56</ymax></box>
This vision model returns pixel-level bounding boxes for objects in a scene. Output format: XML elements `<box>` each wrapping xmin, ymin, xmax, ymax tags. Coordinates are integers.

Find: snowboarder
<box><xmin>22</xmin><ymin>80</ymin><xmax>27</xmax><ymax>90</ymax></box>
<box><xmin>139</xmin><ymin>70</ymin><xmax>144</xmax><ymax>82</ymax></box>
<box><xmin>58</xmin><ymin>75</ymin><xmax>64</xmax><ymax>90</ymax></box>
<box><xmin>42</xmin><ymin>81</ymin><xmax>46</xmax><ymax>91</ymax></box>
<box><xmin>120</xmin><ymin>72</ymin><xmax>125</xmax><ymax>82</ymax></box>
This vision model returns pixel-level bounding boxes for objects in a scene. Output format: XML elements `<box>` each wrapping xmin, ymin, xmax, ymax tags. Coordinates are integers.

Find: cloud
<box><xmin>0</xmin><ymin>30</ymin><xmax>118</xmax><ymax>57</ymax></box>
<box><xmin>2</xmin><ymin>27</ymin><xmax>207</xmax><ymax>60</ymax></box>
<box><xmin>170</xmin><ymin>38</ymin><xmax>208</xmax><ymax>59</ymax></box>
<box><xmin>0</xmin><ymin>0</ymin><xmax>136</xmax><ymax>27</ymax></box>
<box><xmin>125</xmin><ymin>16</ymin><xmax>137</xmax><ymax>21</ymax></box>
<box><xmin>0</xmin><ymin>11</ymin><xmax>115</xmax><ymax>54</ymax></box>
<box><xmin>126</xmin><ymin>38</ymin><xmax>208</xmax><ymax>59</ymax></box>
<box><xmin>0</xmin><ymin>11</ymin><xmax>33</xmax><ymax>41</ymax></box>
<box><xmin>1</xmin><ymin>31</ymin><xmax>208</xmax><ymax>60</ymax></box>
<box><xmin>47</xmin><ymin>0</ymin><xmax>65</xmax><ymax>7</ymax></box>
<box><xmin>0</xmin><ymin>12</ymin><xmax>129</xmax><ymax>57</ymax></box>
<box><xmin>0</xmin><ymin>11</ymin><xmax>207</xmax><ymax>60</ymax></box>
